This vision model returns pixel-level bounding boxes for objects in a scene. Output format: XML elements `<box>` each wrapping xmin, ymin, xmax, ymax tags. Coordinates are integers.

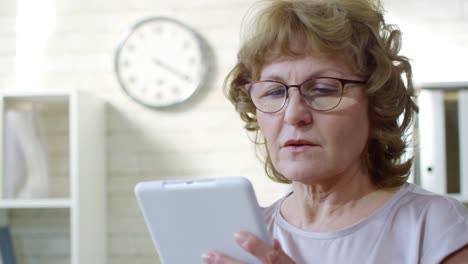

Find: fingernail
<box><xmin>201</xmin><ymin>252</ymin><xmax>217</xmax><ymax>263</ymax></box>
<box><xmin>234</xmin><ymin>231</ymin><xmax>251</xmax><ymax>248</ymax></box>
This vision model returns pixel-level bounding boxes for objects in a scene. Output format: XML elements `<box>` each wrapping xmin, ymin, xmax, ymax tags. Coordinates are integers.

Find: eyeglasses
<box><xmin>245</xmin><ymin>77</ymin><xmax>367</xmax><ymax>113</ymax></box>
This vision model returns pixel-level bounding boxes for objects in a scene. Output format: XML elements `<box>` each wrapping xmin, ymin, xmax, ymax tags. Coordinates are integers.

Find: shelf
<box><xmin>0</xmin><ymin>89</ymin><xmax>106</xmax><ymax>264</ymax></box>
<box><xmin>0</xmin><ymin>198</ymin><xmax>71</xmax><ymax>209</ymax></box>
<box><xmin>0</xmin><ymin>89</ymin><xmax>72</xmax><ymax>99</ymax></box>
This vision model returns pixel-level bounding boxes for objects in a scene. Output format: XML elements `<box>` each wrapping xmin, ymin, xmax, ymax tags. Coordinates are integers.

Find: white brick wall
<box><xmin>383</xmin><ymin>0</ymin><xmax>468</xmax><ymax>83</ymax></box>
<box><xmin>1</xmin><ymin>0</ymin><xmax>468</xmax><ymax>263</ymax></box>
<box><xmin>10</xmin><ymin>208</ymin><xmax>70</xmax><ymax>264</ymax></box>
<box><xmin>384</xmin><ymin>0</ymin><xmax>464</xmax><ymax>22</ymax></box>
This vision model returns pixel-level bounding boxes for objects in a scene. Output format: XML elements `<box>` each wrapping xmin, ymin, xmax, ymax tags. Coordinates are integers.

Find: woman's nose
<box><xmin>283</xmin><ymin>88</ymin><xmax>313</xmax><ymax>126</ymax></box>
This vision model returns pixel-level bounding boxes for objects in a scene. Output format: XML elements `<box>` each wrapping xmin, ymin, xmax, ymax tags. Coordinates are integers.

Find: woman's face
<box><xmin>256</xmin><ymin>54</ymin><xmax>369</xmax><ymax>184</ymax></box>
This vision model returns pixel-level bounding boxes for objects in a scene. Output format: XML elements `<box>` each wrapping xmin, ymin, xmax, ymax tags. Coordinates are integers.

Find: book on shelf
<box><xmin>0</xmin><ymin>226</ymin><xmax>15</xmax><ymax>264</ymax></box>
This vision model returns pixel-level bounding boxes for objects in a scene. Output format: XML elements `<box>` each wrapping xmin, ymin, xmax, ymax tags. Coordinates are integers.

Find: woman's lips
<box><xmin>282</xmin><ymin>139</ymin><xmax>318</xmax><ymax>152</ymax></box>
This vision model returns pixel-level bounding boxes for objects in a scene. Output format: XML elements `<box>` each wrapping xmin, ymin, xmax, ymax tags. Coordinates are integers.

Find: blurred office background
<box><xmin>0</xmin><ymin>0</ymin><xmax>467</xmax><ymax>263</ymax></box>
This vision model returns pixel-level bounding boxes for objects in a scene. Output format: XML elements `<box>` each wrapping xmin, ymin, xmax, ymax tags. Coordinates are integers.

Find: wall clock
<box><xmin>115</xmin><ymin>17</ymin><xmax>208</xmax><ymax>108</ymax></box>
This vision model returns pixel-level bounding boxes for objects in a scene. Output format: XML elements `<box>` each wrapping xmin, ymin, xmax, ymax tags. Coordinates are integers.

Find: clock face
<box><xmin>115</xmin><ymin>17</ymin><xmax>207</xmax><ymax>108</ymax></box>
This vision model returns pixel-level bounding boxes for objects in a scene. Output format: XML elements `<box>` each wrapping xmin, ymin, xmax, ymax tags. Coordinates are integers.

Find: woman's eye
<box><xmin>315</xmin><ymin>87</ymin><xmax>339</xmax><ymax>94</ymax></box>
<box><xmin>264</xmin><ymin>87</ymin><xmax>286</xmax><ymax>97</ymax></box>
<box><xmin>304</xmin><ymin>85</ymin><xmax>339</xmax><ymax>96</ymax></box>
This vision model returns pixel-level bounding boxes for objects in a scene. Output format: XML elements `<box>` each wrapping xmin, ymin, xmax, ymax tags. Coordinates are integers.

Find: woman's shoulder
<box><xmin>395</xmin><ymin>183</ymin><xmax>468</xmax><ymax>262</ymax></box>
<box><xmin>397</xmin><ymin>182</ymin><xmax>467</xmax><ymax>221</ymax></box>
<box><xmin>260</xmin><ymin>193</ymin><xmax>290</xmax><ymax>229</ymax></box>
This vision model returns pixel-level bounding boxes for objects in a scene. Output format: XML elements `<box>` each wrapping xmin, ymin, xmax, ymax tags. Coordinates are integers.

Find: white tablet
<box><xmin>134</xmin><ymin>176</ymin><xmax>272</xmax><ymax>264</ymax></box>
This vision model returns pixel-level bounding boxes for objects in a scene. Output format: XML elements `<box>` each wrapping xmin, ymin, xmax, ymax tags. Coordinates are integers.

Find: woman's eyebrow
<box><xmin>260</xmin><ymin>69</ymin><xmax>348</xmax><ymax>82</ymax></box>
<box><xmin>259</xmin><ymin>74</ymin><xmax>286</xmax><ymax>82</ymax></box>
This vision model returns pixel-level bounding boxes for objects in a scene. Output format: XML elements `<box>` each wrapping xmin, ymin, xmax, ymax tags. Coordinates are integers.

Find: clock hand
<box><xmin>152</xmin><ymin>58</ymin><xmax>192</xmax><ymax>83</ymax></box>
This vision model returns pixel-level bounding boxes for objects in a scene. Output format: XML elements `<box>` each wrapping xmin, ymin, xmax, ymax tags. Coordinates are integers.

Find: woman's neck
<box><xmin>280</xmin><ymin>166</ymin><xmax>398</xmax><ymax>232</ymax></box>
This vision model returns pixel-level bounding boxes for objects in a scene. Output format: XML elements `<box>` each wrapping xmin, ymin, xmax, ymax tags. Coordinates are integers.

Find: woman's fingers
<box><xmin>234</xmin><ymin>231</ymin><xmax>295</xmax><ymax>264</ymax></box>
<box><xmin>202</xmin><ymin>251</ymin><xmax>243</xmax><ymax>264</ymax></box>
<box><xmin>202</xmin><ymin>231</ymin><xmax>295</xmax><ymax>264</ymax></box>
<box><xmin>234</xmin><ymin>231</ymin><xmax>274</xmax><ymax>260</ymax></box>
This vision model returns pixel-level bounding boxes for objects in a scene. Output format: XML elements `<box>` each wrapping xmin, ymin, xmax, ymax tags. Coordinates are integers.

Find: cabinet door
<box><xmin>418</xmin><ymin>89</ymin><xmax>447</xmax><ymax>194</ymax></box>
<box><xmin>418</xmin><ymin>88</ymin><xmax>468</xmax><ymax>201</ymax></box>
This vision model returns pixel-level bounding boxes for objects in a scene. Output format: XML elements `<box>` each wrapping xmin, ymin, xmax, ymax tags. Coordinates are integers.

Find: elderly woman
<box><xmin>202</xmin><ymin>0</ymin><xmax>468</xmax><ymax>263</ymax></box>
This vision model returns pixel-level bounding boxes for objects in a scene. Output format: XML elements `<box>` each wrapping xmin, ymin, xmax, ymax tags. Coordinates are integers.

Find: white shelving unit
<box><xmin>0</xmin><ymin>89</ymin><xmax>106</xmax><ymax>264</ymax></box>
<box><xmin>417</xmin><ymin>83</ymin><xmax>468</xmax><ymax>203</ymax></box>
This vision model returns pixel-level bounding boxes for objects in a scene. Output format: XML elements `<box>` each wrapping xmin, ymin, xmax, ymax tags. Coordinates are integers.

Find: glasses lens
<box><xmin>249</xmin><ymin>81</ymin><xmax>287</xmax><ymax>113</ymax></box>
<box><xmin>301</xmin><ymin>78</ymin><xmax>343</xmax><ymax>111</ymax></box>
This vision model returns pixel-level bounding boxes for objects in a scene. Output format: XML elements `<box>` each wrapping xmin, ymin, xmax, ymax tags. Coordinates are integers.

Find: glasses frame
<box><xmin>245</xmin><ymin>77</ymin><xmax>367</xmax><ymax>113</ymax></box>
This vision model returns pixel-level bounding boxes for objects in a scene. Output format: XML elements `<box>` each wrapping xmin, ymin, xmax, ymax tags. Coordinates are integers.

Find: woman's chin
<box><xmin>280</xmin><ymin>168</ymin><xmax>332</xmax><ymax>185</ymax></box>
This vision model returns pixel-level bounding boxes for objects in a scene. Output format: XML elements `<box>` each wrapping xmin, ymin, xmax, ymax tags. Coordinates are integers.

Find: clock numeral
<box><xmin>126</xmin><ymin>44</ymin><xmax>135</xmax><ymax>52</ymax></box>
<box><xmin>153</xmin><ymin>26</ymin><xmax>162</xmax><ymax>35</ymax></box>
<box><xmin>156</xmin><ymin>79</ymin><xmax>165</xmax><ymax>86</ymax></box>
<box><xmin>171</xmin><ymin>28</ymin><xmax>177</xmax><ymax>37</ymax></box>
<box><xmin>188</xmin><ymin>57</ymin><xmax>196</xmax><ymax>65</ymax></box>
<box><xmin>128</xmin><ymin>76</ymin><xmax>136</xmax><ymax>84</ymax></box>
<box><xmin>183</xmin><ymin>41</ymin><xmax>191</xmax><ymax>50</ymax></box>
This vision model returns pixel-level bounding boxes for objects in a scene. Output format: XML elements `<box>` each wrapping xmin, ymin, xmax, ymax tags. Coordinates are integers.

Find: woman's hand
<box><xmin>202</xmin><ymin>231</ymin><xmax>296</xmax><ymax>264</ymax></box>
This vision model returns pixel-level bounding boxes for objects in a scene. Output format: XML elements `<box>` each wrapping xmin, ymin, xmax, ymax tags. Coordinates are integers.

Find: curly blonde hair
<box><xmin>224</xmin><ymin>0</ymin><xmax>418</xmax><ymax>188</ymax></box>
